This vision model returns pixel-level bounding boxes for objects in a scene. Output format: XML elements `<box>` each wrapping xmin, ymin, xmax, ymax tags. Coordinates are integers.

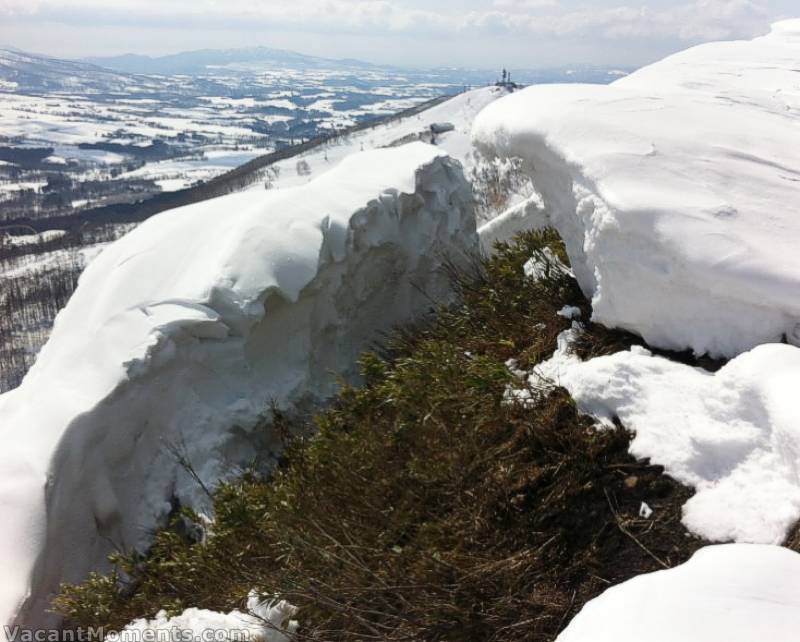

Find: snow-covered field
<box><xmin>115</xmin><ymin>149</ymin><xmax>269</xmax><ymax>192</ymax></box>
<box><xmin>0</xmin><ymin>76</ymin><xmax>453</xmax><ymax>196</ymax></box>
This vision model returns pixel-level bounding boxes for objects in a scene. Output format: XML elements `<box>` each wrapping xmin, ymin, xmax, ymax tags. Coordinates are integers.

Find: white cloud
<box><xmin>492</xmin><ymin>0</ymin><xmax>560</xmax><ymax>9</ymax></box>
<box><xmin>462</xmin><ymin>0</ymin><xmax>769</xmax><ymax>41</ymax></box>
<box><xmin>0</xmin><ymin>0</ymin><xmax>780</xmax><ymax>44</ymax></box>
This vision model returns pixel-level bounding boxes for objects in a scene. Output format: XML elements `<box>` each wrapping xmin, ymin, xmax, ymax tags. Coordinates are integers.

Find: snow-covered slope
<box><xmin>0</xmin><ymin>47</ymin><xmax>145</xmax><ymax>94</ymax></box>
<box><xmin>557</xmin><ymin>544</ymin><xmax>800</xmax><ymax>642</ymax></box>
<box><xmin>474</xmin><ymin>20</ymin><xmax>800</xmax><ymax>358</ymax></box>
<box><xmin>0</xmin><ymin>143</ymin><xmax>478</xmax><ymax>632</ymax></box>
<box><xmin>258</xmin><ymin>86</ymin><xmax>507</xmax><ymax>194</ymax></box>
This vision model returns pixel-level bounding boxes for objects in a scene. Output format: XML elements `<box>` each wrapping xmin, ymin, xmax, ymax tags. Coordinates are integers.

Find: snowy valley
<box><xmin>0</xmin><ymin>47</ymin><xmax>463</xmax><ymax>224</ymax></box>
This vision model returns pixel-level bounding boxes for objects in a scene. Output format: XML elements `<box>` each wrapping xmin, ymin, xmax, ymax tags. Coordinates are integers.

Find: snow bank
<box><xmin>474</xmin><ymin>20</ymin><xmax>800</xmax><ymax>357</ymax></box>
<box><xmin>0</xmin><ymin>142</ymin><xmax>477</xmax><ymax>632</ymax></box>
<box><xmin>557</xmin><ymin>544</ymin><xmax>800</xmax><ymax>642</ymax></box>
<box><xmin>113</xmin><ymin>592</ymin><xmax>298</xmax><ymax>642</ymax></box>
<box><xmin>533</xmin><ymin>338</ymin><xmax>800</xmax><ymax>544</ymax></box>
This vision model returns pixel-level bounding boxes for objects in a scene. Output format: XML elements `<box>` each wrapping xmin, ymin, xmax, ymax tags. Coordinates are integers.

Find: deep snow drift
<box><xmin>474</xmin><ymin>20</ymin><xmax>800</xmax><ymax>358</ymax></box>
<box><xmin>532</xmin><ymin>336</ymin><xmax>800</xmax><ymax>545</ymax></box>
<box><xmin>0</xmin><ymin>143</ymin><xmax>478</xmax><ymax>631</ymax></box>
<box><xmin>557</xmin><ymin>544</ymin><xmax>800</xmax><ymax>642</ymax></box>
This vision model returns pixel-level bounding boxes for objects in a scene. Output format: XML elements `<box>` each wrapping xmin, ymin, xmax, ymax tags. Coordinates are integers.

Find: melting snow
<box><xmin>115</xmin><ymin>592</ymin><xmax>298</xmax><ymax>642</ymax></box>
<box><xmin>535</xmin><ymin>337</ymin><xmax>800</xmax><ymax>545</ymax></box>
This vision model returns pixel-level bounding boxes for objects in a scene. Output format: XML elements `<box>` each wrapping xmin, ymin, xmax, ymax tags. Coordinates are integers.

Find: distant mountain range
<box><xmin>0</xmin><ymin>46</ymin><xmax>391</xmax><ymax>95</ymax></box>
<box><xmin>0</xmin><ymin>45</ymin><xmax>384</xmax><ymax>96</ymax></box>
<box><xmin>85</xmin><ymin>47</ymin><xmax>383</xmax><ymax>75</ymax></box>
<box><xmin>0</xmin><ymin>44</ymin><xmax>635</xmax><ymax>97</ymax></box>
<box><xmin>83</xmin><ymin>48</ymin><xmax>635</xmax><ymax>84</ymax></box>
<box><xmin>0</xmin><ymin>47</ymin><xmax>150</xmax><ymax>94</ymax></box>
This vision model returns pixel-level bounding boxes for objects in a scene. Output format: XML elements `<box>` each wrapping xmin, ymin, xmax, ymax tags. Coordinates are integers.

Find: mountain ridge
<box><xmin>85</xmin><ymin>46</ymin><xmax>387</xmax><ymax>75</ymax></box>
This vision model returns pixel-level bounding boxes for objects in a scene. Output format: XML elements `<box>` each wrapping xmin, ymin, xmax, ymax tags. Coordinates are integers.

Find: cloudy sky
<box><xmin>0</xmin><ymin>0</ymin><xmax>796</xmax><ymax>67</ymax></box>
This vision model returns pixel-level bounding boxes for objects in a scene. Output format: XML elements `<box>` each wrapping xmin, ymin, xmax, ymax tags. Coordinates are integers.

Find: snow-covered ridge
<box><xmin>0</xmin><ymin>142</ymin><xmax>478</xmax><ymax>632</ymax></box>
<box><xmin>474</xmin><ymin>20</ymin><xmax>800</xmax><ymax>358</ymax></box>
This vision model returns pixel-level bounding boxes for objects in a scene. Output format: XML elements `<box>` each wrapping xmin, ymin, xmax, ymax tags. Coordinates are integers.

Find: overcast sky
<box><xmin>0</xmin><ymin>0</ymin><xmax>797</xmax><ymax>68</ymax></box>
